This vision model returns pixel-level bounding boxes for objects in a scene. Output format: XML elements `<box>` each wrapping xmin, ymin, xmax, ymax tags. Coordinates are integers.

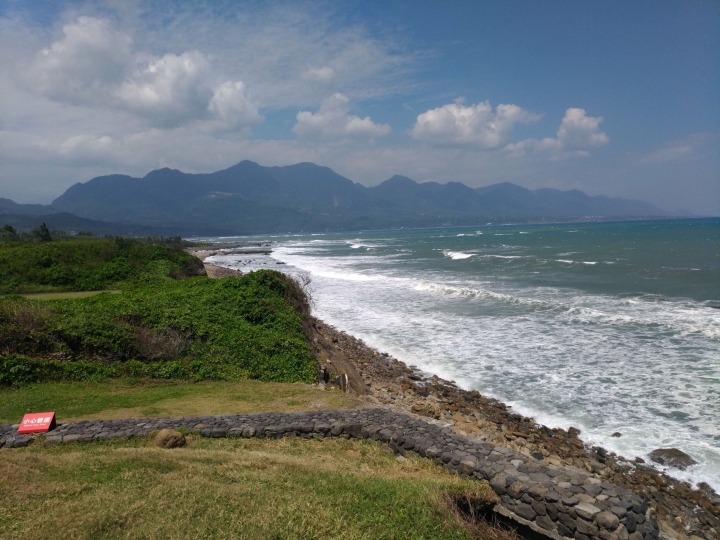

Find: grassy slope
<box><xmin>0</xmin><ymin>239</ymin><xmax>511</xmax><ymax>539</ymax></box>
<box><xmin>0</xmin><ymin>237</ymin><xmax>205</xmax><ymax>294</ymax></box>
<box><xmin>1</xmin><ymin>271</ymin><xmax>317</xmax><ymax>384</ymax></box>
<box><xmin>0</xmin><ymin>437</ymin><xmax>496</xmax><ymax>539</ymax></box>
<box><xmin>0</xmin><ymin>379</ymin><xmax>363</xmax><ymax>424</ymax></box>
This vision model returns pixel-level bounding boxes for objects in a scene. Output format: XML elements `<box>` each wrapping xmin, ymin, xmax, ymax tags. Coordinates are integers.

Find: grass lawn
<box><xmin>0</xmin><ymin>379</ymin><xmax>364</xmax><ymax>424</ymax></box>
<box><xmin>0</xmin><ymin>436</ymin><xmax>501</xmax><ymax>539</ymax></box>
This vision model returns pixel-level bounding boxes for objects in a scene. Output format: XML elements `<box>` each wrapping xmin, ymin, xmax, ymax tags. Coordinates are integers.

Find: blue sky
<box><xmin>1</xmin><ymin>0</ymin><xmax>718</xmax><ymax>214</ymax></box>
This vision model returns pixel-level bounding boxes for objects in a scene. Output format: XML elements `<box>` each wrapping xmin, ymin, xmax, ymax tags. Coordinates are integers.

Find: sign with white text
<box><xmin>18</xmin><ymin>412</ymin><xmax>56</xmax><ymax>434</ymax></box>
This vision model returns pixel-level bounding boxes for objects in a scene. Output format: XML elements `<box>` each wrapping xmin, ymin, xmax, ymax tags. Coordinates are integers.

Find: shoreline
<box><xmin>190</xmin><ymin>244</ymin><xmax>720</xmax><ymax>539</ymax></box>
<box><xmin>307</xmin><ymin>317</ymin><xmax>718</xmax><ymax>540</ymax></box>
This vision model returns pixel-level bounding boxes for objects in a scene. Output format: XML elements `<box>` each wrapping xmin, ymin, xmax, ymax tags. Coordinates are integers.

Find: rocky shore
<box><xmin>175</xmin><ymin>247</ymin><xmax>720</xmax><ymax>538</ymax></box>
<box><xmin>307</xmin><ymin>318</ymin><xmax>720</xmax><ymax>540</ymax></box>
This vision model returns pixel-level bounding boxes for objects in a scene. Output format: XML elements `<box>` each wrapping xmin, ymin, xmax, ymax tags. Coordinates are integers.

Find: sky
<box><xmin>1</xmin><ymin>0</ymin><xmax>718</xmax><ymax>215</ymax></box>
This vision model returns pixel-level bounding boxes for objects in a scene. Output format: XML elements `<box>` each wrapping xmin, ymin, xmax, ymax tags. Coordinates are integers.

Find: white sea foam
<box><xmin>211</xmin><ymin>232</ymin><xmax>720</xmax><ymax>491</ymax></box>
<box><xmin>442</xmin><ymin>250</ymin><xmax>473</xmax><ymax>260</ymax></box>
<box><xmin>480</xmin><ymin>255</ymin><xmax>526</xmax><ymax>260</ymax></box>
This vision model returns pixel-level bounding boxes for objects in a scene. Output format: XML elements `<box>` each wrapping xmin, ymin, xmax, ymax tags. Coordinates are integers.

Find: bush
<box><xmin>0</xmin><ymin>238</ymin><xmax>206</xmax><ymax>294</ymax></box>
<box><xmin>0</xmin><ymin>270</ymin><xmax>316</xmax><ymax>385</ymax></box>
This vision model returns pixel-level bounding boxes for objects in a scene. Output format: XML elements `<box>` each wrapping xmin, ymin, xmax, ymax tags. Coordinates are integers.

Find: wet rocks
<box><xmin>310</xmin><ymin>317</ymin><xmax>718</xmax><ymax>540</ymax></box>
<box><xmin>648</xmin><ymin>448</ymin><xmax>697</xmax><ymax>470</ymax></box>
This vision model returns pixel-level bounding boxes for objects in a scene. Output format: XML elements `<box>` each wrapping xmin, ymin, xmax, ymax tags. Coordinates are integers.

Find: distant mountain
<box><xmin>0</xmin><ymin>212</ymin><xmax>219</xmax><ymax>237</ymax></box>
<box><xmin>4</xmin><ymin>161</ymin><xmax>671</xmax><ymax>235</ymax></box>
<box><xmin>0</xmin><ymin>198</ymin><xmax>51</xmax><ymax>216</ymax></box>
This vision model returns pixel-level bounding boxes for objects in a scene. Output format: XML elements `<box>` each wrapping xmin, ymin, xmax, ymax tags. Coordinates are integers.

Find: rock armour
<box><xmin>0</xmin><ymin>408</ymin><xmax>658</xmax><ymax>540</ymax></box>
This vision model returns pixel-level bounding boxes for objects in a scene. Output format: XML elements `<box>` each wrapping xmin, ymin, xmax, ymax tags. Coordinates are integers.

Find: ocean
<box><xmin>201</xmin><ymin>218</ymin><xmax>720</xmax><ymax>490</ymax></box>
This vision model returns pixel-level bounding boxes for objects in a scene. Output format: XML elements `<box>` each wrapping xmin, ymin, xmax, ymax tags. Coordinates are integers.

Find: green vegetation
<box><xmin>0</xmin><ymin>237</ymin><xmax>205</xmax><ymax>294</ymax></box>
<box><xmin>0</xmin><ymin>436</ymin><xmax>499</xmax><ymax>539</ymax></box>
<box><xmin>0</xmin><ymin>379</ymin><xmax>362</xmax><ymax>424</ymax></box>
<box><xmin>0</xmin><ymin>270</ymin><xmax>316</xmax><ymax>385</ymax></box>
<box><xmin>8</xmin><ymin>290</ymin><xmax>121</xmax><ymax>300</ymax></box>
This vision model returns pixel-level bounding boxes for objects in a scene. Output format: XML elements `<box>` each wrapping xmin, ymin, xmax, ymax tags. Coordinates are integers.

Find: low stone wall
<box><xmin>0</xmin><ymin>408</ymin><xmax>658</xmax><ymax>540</ymax></box>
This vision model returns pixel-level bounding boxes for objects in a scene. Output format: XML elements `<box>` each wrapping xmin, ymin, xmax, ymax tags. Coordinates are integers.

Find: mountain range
<box><xmin>2</xmin><ymin>160</ymin><xmax>671</xmax><ymax>236</ymax></box>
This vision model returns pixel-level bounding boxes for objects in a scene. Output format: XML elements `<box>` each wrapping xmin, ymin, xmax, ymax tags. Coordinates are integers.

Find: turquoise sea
<box><xmin>201</xmin><ymin>218</ymin><xmax>720</xmax><ymax>489</ymax></box>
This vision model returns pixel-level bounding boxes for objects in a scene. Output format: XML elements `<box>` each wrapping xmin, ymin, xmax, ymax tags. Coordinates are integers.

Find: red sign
<box><xmin>18</xmin><ymin>412</ymin><xmax>56</xmax><ymax>434</ymax></box>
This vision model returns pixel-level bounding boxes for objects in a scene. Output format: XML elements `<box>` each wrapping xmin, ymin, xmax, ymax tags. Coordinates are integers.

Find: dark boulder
<box><xmin>648</xmin><ymin>448</ymin><xmax>697</xmax><ymax>470</ymax></box>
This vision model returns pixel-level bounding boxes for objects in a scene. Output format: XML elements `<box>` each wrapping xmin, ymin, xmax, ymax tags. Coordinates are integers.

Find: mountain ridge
<box><xmin>3</xmin><ymin>160</ymin><xmax>672</xmax><ymax>235</ymax></box>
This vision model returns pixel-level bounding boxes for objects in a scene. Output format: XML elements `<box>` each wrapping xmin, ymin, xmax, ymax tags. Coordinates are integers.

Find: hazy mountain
<box><xmin>0</xmin><ymin>198</ymin><xmax>51</xmax><ymax>215</ymax></box>
<box><xmin>5</xmin><ymin>160</ymin><xmax>671</xmax><ymax>235</ymax></box>
<box><xmin>0</xmin><ymin>212</ymin><xmax>223</xmax><ymax>237</ymax></box>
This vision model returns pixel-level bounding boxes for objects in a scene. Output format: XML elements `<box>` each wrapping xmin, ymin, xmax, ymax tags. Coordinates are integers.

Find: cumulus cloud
<box><xmin>505</xmin><ymin>108</ymin><xmax>609</xmax><ymax>157</ymax></box>
<box><xmin>29</xmin><ymin>17</ymin><xmax>261</xmax><ymax>132</ymax></box>
<box><xmin>556</xmin><ymin>108</ymin><xmax>609</xmax><ymax>150</ymax></box>
<box><xmin>32</xmin><ymin>16</ymin><xmax>132</xmax><ymax>104</ymax></box>
<box><xmin>409</xmin><ymin>99</ymin><xmax>541</xmax><ymax>148</ymax></box>
<box><xmin>293</xmin><ymin>93</ymin><xmax>390</xmax><ymax>141</ymax></box>
<box><xmin>115</xmin><ymin>51</ymin><xmax>214</xmax><ymax>127</ymax></box>
<box><xmin>206</xmin><ymin>81</ymin><xmax>263</xmax><ymax>133</ymax></box>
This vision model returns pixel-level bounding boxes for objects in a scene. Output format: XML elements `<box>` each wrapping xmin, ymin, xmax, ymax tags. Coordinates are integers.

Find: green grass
<box><xmin>0</xmin><ymin>379</ymin><xmax>363</xmax><ymax>424</ymax></box>
<box><xmin>0</xmin><ymin>437</ymin><xmax>498</xmax><ymax>539</ymax></box>
<box><xmin>0</xmin><ymin>290</ymin><xmax>121</xmax><ymax>300</ymax></box>
<box><xmin>0</xmin><ymin>270</ymin><xmax>316</xmax><ymax>385</ymax></box>
<box><xmin>0</xmin><ymin>237</ymin><xmax>205</xmax><ymax>294</ymax></box>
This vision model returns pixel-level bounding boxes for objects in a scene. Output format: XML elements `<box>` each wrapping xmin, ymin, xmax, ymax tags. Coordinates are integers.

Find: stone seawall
<box><xmin>0</xmin><ymin>408</ymin><xmax>658</xmax><ymax>540</ymax></box>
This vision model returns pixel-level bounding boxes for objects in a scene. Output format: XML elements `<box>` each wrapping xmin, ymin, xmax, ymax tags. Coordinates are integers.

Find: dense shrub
<box><xmin>0</xmin><ymin>271</ymin><xmax>316</xmax><ymax>385</ymax></box>
<box><xmin>0</xmin><ymin>238</ymin><xmax>206</xmax><ymax>294</ymax></box>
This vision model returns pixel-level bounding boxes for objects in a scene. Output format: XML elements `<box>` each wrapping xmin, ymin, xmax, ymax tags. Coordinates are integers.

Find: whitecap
<box><xmin>442</xmin><ymin>250</ymin><xmax>473</xmax><ymax>260</ymax></box>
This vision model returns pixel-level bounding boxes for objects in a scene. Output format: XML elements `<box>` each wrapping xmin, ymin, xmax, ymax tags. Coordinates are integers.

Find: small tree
<box><xmin>1</xmin><ymin>225</ymin><xmax>17</xmax><ymax>235</ymax></box>
<box><xmin>32</xmin><ymin>222</ymin><xmax>52</xmax><ymax>242</ymax></box>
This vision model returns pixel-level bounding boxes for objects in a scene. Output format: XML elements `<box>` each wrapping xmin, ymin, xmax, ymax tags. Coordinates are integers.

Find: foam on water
<box><xmin>442</xmin><ymin>250</ymin><xmax>474</xmax><ymax>260</ymax></box>
<box><xmin>203</xmin><ymin>219</ymin><xmax>720</xmax><ymax>490</ymax></box>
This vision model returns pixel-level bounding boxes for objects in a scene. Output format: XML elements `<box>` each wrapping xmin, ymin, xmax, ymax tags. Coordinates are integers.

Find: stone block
<box><xmin>514</xmin><ymin>502</ymin><xmax>536</xmax><ymax>521</ymax></box>
<box><xmin>536</xmin><ymin>514</ymin><xmax>556</xmax><ymax>532</ymax></box>
<box><xmin>459</xmin><ymin>458</ymin><xmax>477</xmax><ymax>475</ymax></box>
<box><xmin>557</xmin><ymin>522</ymin><xmax>574</xmax><ymax>538</ymax></box>
<box><xmin>546</xmin><ymin>491</ymin><xmax>561</xmax><ymax>503</ymax></box>
<box><xmin>43</xmin><ymin>436</ymin><xmax>63</xmax><ymax>446</ymax></box>
<box><xmin>575</xmin><ymin>502</ymin><xmax>601</xmax><ymax>520</ymax></box>
<box><xmin>596</xmin><ymin>510</ymin><xmax>620</xmax><ymax>530</ymax></box>
<box><xmin>532</xmin><ymin>500</ymin><xmax>547</xmax><ymax>516</ymax></box>
<box><xmin>559</xmin><ymin>513</ymin><xmax>577</xmax><ymax>531</ymax></box>
<box><xmin>576</xmin><ymin>518</ymin><xmax>599</xmax><ymax>537</ymax></box>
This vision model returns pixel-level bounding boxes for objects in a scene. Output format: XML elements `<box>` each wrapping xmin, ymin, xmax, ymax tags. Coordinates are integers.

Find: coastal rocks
<box><xmin>297</xmin><ymin>318</ymin><xmax>720</xmax><ymax>539</ymax></box>
<box><xmin>154</xmin><ymin>429</ymin><xmax>186</xmax><ymax>449</ymax></box>
<box><xmin>648</xmin><ymin>448</ymin><xmax>697</xmax><ymax>470</ymax></box>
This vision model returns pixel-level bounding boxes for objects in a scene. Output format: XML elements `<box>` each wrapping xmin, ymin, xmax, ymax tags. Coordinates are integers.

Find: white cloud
<box><xmin>32</xmin><ymin>16</ymin><xmax>131</xmax><ymax>104</ymax></box>
<box><xmin>293</xmin><ymin>93</ymin><xmax>391</xmax><ymax>141</ymax></box>
<box><xmin>639</xmin><ymin>133</ymin><xmax>717</xmax><ymax>163</ymax></box>
<box><xmin>506</xmin><ymin>108</ymin><xmax>609</xmax><ymax>158</ymax></box>
<box><xmin>409</xmin><ymin>100</ymin><xmax>541</xmax><ymax>148</ymax></box>
<box><xmin>206</xmin><ymin>81</ymin><xmax>263</xmax><ymax>133</ymax></box>
<box><xmin>302</xmin><ymin>66</ymin><xmax>335</xmax><ymax>84</ymax></box>
<box><xmin>116</xmin><ymin>51</ymin><xmax>213</xmax><ymax>127</ymax></box>
<box><xmin>556</xmin><ymin>107</ymin><xmax>609</xmax><ymax>150</ymax></box>
<box><xmin>29</xmin><ymin>18</ymin><xmax>262</xmax><ymax>131</ymax></box>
